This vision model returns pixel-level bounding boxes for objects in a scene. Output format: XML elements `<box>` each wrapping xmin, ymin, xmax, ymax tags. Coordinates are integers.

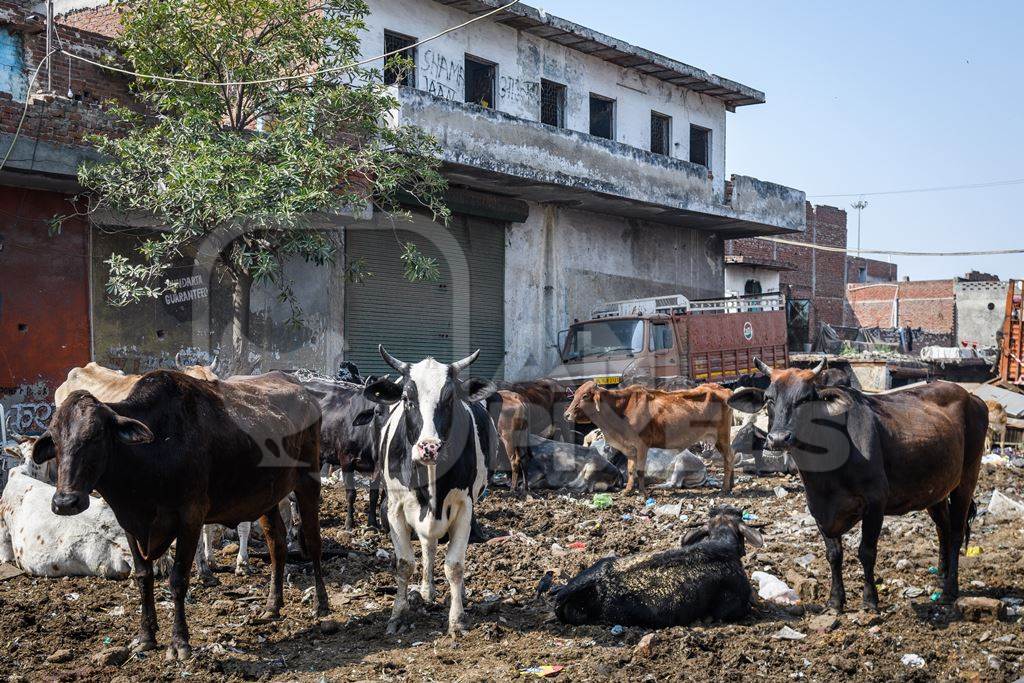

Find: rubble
<box><xmin>956</xmin><ymin>597</ymin><xmax>1008</xmax><ymax>623</ymax></box>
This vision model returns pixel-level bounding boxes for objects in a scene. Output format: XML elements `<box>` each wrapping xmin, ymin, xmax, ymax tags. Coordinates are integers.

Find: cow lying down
<box><xmin>523</xmin><ymin>435</ymin><xmax>623</xmax><ymax>491</ymax></box>
<box><xmin>0</xmin><ymin>466</ymin><xmax>156</xmax><ymax>579</ymax></box>
<box><xmin>554</xmin><ymin>506</ymin><xmax>762</xmax><ymax>627</ymax></box>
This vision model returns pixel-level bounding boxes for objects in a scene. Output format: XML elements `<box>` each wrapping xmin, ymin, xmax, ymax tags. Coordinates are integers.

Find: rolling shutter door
<box><xmin>344</xmin><ymin>212</ymin><xmax>506</xmax><ymax>380</ymax></box>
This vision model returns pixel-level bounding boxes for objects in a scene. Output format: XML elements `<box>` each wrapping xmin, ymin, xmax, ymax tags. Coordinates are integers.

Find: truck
<box><xmin>549</xmin><ymin>292</ymin><xmax>789</xmax><ymax>391</ymax></box>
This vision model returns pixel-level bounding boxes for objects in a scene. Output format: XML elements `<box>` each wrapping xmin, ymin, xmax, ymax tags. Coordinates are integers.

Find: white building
<box><xmin>55</xmin><ymin>0</ymin><xmax>807</xmax><ymax>382</ymax></box>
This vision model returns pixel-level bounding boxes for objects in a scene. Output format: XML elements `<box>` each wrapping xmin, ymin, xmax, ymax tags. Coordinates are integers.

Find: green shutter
<box><xmin>344</xmin><ymin>213</ymin><xmax>505</xmax><ymax>380</ymax></box>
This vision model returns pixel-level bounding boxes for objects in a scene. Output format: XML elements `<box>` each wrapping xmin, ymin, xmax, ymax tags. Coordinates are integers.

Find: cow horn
<box><xmin>753</xmin><ymin>357</ymin><xmax>773</xmax><ymax>376</ymax></box>
<box><xmin>810</xmin><ymin>358</ymin><xmax>826</xmax><ymax>377</ymax></box>
<box><xmin>174</xmin><ymin>350</ymin><xmax>185</xmax><ymax>368</ymax></box>
<box><xmin>207</xmin><ymin>353</ymin><xmax>219</xmax><ymax>372</ymax></box>
<box><xmin>450</xmin><ymin>349</ymin><xmax>480</xmax><ymax>374</ymax></box>
<box><xmin>379</xmin><ymin>345</ymin><xmax>410</xmax><ymax>374</ymax></box>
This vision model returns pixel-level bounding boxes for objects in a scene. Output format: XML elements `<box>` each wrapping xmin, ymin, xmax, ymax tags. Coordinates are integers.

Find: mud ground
<box><xmin>1</xmin><ymin>461</ymin><xmax>1021</xmax><ymax>682</ymax></box>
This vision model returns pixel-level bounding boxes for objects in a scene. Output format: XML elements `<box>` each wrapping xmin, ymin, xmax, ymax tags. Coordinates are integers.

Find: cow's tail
<box><xmin>963</xmin><ymin>499</ymin><xmax>978</xmax><ymax>551</ymax></box>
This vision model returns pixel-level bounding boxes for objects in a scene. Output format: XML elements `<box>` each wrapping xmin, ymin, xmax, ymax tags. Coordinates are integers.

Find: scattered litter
<box><xmin>519</xmin><ymin>665</ymin><xmax>564</xmax><ymax>678</ymax></box>
<box><xmin>486</xmin><ymin>531</ymin><xmax>537</xmax><ymax>546</ymax></box>
<box><xmin>610</xmin><ymin>625</ymin><xmax>625</xmax><ymax>636</ymax></box>
<box><xmin>900</xmin><ymin>654</ymin><xmax>926</xmax><ymax>668</ymax></box>
<box><xmin>590</xmin><ymin>493</ymin><xmax>613</xmax><ymax>510</ymax></box>
<box><xmin>551</xmin><ymin>543</ymin><xmax>567</xmax><ymax>557</ymax></box>
<box><xmin>644</xmin><ymin>498</ymin><xmax>656</xmax><ymax>507</ymax></box>
<box><xmin>374</xmin><ymin>549</ymin><xmax>391</xmax><ymax>561</ymax></box>
<box><xmin>966</xmin><ymin>546</ymin><xmax>983</xmax><ymax>557</ymax></box>
<box><xmin>774</xmin><ymin>486</ymin><xmax>789</xmax><ymax>498</ymax></box>
<box><xmin>929</xmin><ymin>590</ymin><xmax>942</xmax><ymax>602</ymax></box>
<box><xmin>621</xmin><ymin>514</ymin><xmax>633</xmax><ymax>522</ymax></box>
<box><xmin>986</xmin><ymin>490</ymin><xmax>1024</xmax><ymax>521</ymax></box>
<box><xmin>903</xmin><ymin>587</ymin><xmax>924</xmax><ymax>598</ymax></box>
<box><xmin>795</xmin><ymin>553</ymin><xmax>814</xmax><ymax>570</ymax></box>
<box><xmin>653</xmin><ymin>503</ymin><xmax>682</xmax><ymax>518</ymax></box>
<box><xmin>982</xmin><ymin>454</ymin><xmax>1007</xmax><ymax>466</ymax></box>
<box><xmin>567</xmin><ymin>541</ymin><xmax>587</xmax><ymax>552</ymax></box>
<box><xmin>771</xmin><ymin>626</ymin><xmax>806</xmax><ymax>640</ymax></box>
<box><xmin>752</xmin><ymin>571</ymin><xmax>799</xmax><ymax>605</ymax></box>
<box><xmin>742</xmin><ymin>512</ymin><xmax>758</xmax><ymax>522</ymax></box>
<box><xmin>65</xmin><ymin>593</ymin><xmax>80</xmax><ymax>602</ymax></box>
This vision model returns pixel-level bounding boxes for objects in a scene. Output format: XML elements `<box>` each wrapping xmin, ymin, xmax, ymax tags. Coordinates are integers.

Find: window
<box><xmin>649</xmin><ymin>323</ymin><xmax>673</xmax><ymax>351</ymax></box>
<box><xmin>383</xmin><ymin>30</ymin><xmax>416</xmax><ymax>87</ymax></box>
<box><xmin>689</xmin><ymin>124</ymin><xmax>710</xmax><ymax>167</ymax></box>
<box><xmin>744</xmin><ymin>279</ymin><xmax>763</xmax><ymax>295</ymax></box>
<box><xmin>465</xmin><ymin>55</ymin><xmax>496</xmax><ymax>108</ymax></box>
<box><xmin>540</xmin><ymin>79</ymin><xmax>566</xmax><ymax>128</ymax></box>
<box><xmin>562</xmin><ymin>319</ymin><xmax>643</xmax><ymax>361</ymax></box>
<box><xmin>589</xmin><ymin>94</ymin><xmax>615</xmax><ymax>140</ymax></box>
<box><xmin>858</xmin><ymin>267</ymin><xmax>867</xmax><ymax>283</ymax></box>
<box><xmin>650</xmin><ymin>112</ymin><xmax>671</xmax><ymax>156</ymax></box>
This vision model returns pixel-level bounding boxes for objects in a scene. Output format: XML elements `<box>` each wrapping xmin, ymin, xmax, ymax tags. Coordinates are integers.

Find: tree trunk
<box><xmin>230</xmin><ymin>269</ymin><xmax>253</xmax><ymax>376</ymax></box>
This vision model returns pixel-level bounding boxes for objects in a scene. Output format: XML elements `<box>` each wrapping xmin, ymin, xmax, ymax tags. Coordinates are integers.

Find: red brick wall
<box><xmin>846</xmin><ymin>256</ymin><xmax>897</xmax><ymax>285</ymax></box>
<box><xmin>845</xmin><ymin>279</ymin><xmax>955</xmax><ymax>334</ymax></box>
<box><xmin>56</xmin><ymin>5</ymin><xmax>122</xmax><ymax>37</ymax></box>
<box><xmin>727</xmin><ymin>202</ymin><xmax>848</xmax><ymax>331</ymax></box>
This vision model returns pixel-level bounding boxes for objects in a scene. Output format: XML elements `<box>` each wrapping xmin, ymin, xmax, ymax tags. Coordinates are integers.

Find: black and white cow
<box><xmin>362</xmin><ymin>345</ymin><xmax>497</xmax><ymax>637</ymax></box>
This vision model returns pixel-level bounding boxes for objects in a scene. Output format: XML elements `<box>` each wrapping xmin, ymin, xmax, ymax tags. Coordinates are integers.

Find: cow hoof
<box><xmin>409</xmin><ymin>589</ymin><xmax>433</xmax><ymax>607</ymax></box>
<box><xmin>235</xmin><ymin>563</ymin><xmax>255</xmax><ymax>576</ymax></box>
<box><xmin>199</xmin><ymin>572</ymin><xmax>221</xmax><ymax>587</ymax></box>
<box><xmin>165</xmin><ymin>642</ymin><xmax>192</xmax><ymax>662</ymax></box>
<box><xmin>447</xmin><ymin>619</ymin><xmax>469</xmax><ymax>638</ymax></box>
<box><xmin>386</xmin><ymin>617</ymin><xmax>410</xmax><ymax>636</ymax></box>
<box><xmin>130</xmin><ymin>637</ymin><xmax>158</xmax><ymax>655</ymax></box>
<box><xmin>258</xmin><ymin>608</ymin><xmax>282</xmax><ymax>622</ymax></box>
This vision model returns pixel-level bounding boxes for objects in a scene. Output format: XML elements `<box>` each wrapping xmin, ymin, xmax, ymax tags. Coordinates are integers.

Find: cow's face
<box><xmin>728</xmin><ymin>358</ymin><xmax>852</xmax><ymax>452</ymax></box>
<box><xmin>563</xmin><ymin>381</ymin><xmax>602</xmax><ymax>424</ymax></box>
<box><xmin>31</xmin><ymin>391</ymin><xmax>153</xmax><ymax>515</ymax></box>
<box><xmin>365</xmin><ymin>346</ymin><xmax>495</xmax><ymax>466</ymax></box>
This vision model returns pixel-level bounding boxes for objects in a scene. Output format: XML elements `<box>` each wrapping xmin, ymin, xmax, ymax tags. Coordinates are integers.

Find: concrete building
<box><xmin>4</xmin><ymin>0</ymin><xmax>806</xmax><ymax>433</ymax></box>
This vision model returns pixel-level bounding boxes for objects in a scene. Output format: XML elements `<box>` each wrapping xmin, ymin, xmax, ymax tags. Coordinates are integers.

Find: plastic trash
<box><xmin>519</xmin><ymin>665</ymin><xmax>565</xmax><ymax>678</ymax></box>
<box><xmin>986</xmin><ymin>490</ymin><xmax>1024</xmax><ymax>521</ymax></box>
<box><xmin>774</xmin><ymin>486</ymin><xmax>789</xmax><ymax>498</ymax></box>
<box><xmin>795</xmin><ymin>553</ymin><xmax>814</xmax><ymax>570</ymax></box>
<box><xmin>901</xmin><ymin>654</ymin><xmax>925</xmax><ymax>668</ymax></box>
<box><xmin>653</xmin><ymin>503</ymin><xmax>682</xmax><ymax>518</ymax></box>
<box><xmin>771</xmin><ymin>626</ymin><xmax>806</xmax><ymax>640</ymax></box>
<box><xmin>751</xmin><ymin>571</ymin><xmax>800</xmax><ymax>605</ymax></box>
<box><xmin>742</xmin><ymin>511</ymin><xmax>758</xmax><ymax>522</ymax></box>
<box><xmin>982</xmin><ymin>454</ymin><xmax>1007</xmax><ymax>466</ymax></box>
<box><xmin>929</xmin><ymin>590</ymin><xmax>942</xmax><ymax>602</ymax></box>
<box><xmin>966</xmin><ymin>546</ymin><xmax>983</xmax><ymax>557</ymax></box>
<box><xmin>610</xmin><ymin>625</ymin><xmax>625</xmax><ymax>636</ymax></box>
<box><xmin>644</xmin><ymin>498</ymin><xmax>656</xmax><ymax>507</ymax></box>
<box><xmin>567</xmin><ymin>541</ymin><xmax>587</xmax><ymax>552</ymax></box>
<box><xmin>621</xmin><ymin>513</ymin><xmax>633</xmax><ymax>522</ymax></box>
<box><xmin>928</xmin><ymin>566</ymin><xmax>939</xmax><ymax>575</ymax></box>
<box><xmin>591</xmin><ymin>493</ymin><xmax>613</xmax><ymax>509</ymax></box>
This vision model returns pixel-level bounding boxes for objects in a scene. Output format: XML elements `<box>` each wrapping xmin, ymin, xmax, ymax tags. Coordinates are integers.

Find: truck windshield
<box><xmin>562</xmin><ymin>320</ymin><xmax>644</xmax><ymax>361</ymax></box>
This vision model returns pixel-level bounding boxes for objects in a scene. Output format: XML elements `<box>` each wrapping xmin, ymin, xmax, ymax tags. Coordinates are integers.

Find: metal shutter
<box><xmin>344</xmin><ymin>212</ymin><xmax>506</xmax><ymax>380</ymax></box>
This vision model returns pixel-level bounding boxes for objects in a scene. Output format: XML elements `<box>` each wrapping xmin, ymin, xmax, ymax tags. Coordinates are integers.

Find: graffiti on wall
<box><xmin>1</xmin><ymin>380</ymin><xmax>54</xmax><ymax>435</ymax></box>
<box><xmin>499</xmin><ymin>75</ymin><xmax>539</xmax><ymax>108</ymax></box>
<box><xmin>419</xmin><ymin>49</ymin><xmax>463</xmax><ymax>101</ymax></box>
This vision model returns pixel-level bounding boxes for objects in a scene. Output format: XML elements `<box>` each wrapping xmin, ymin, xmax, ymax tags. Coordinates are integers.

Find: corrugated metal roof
<box><xmin>971</xmin><ymin>384</ymin><xmax>1024</xmax><ymax>419</ymax></box>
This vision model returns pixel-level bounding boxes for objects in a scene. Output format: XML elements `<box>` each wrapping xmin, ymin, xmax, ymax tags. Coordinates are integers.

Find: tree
<box><xmin>73</xmin><ymin>0</ymin><xmax>448</xmax><ymax>373</ymax></box>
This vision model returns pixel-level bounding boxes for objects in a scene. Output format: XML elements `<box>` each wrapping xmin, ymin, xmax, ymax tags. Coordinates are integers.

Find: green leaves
<box><xmin>81</xmin><ymin>0</ymin><xmax>448</xmax><ymax>309</ymax></box>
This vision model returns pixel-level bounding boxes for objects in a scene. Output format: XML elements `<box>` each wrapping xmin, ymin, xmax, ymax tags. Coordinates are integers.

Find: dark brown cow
<box><xmin>729</xmin><ymin>358</ymin><xmax>986</xmax><ymax>610</ymax></box>
<box><xmin>493</xmin><ymin>378</ymin><xmax>568</xmax><ymax>491</ymax></box>
<box><xmin>564</xmin><ymin>382</ymin><xmax>734</xmax><ymax>495</ymax></box>
<box><xmin>32</xmin><ymin>370</ymin><xmax>328</xmax><ymax>660</ymax></box>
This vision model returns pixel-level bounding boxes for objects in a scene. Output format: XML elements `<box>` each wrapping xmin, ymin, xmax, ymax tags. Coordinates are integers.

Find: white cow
<box><xmin>365</xmin><ymin>347</ymin><xmax>496</xmax><ymax>637</ymax></box>
<box><xmin>0</xmin><ymin>465</ymin><xmax>135</xmax><ymax>578</ymax></box>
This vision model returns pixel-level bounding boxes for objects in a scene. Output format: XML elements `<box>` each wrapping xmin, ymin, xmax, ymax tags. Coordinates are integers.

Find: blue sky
<box><xmin>537</xmin><ymin>0</ymin><xmax>1024</xmax><ymax>280</ymax></box>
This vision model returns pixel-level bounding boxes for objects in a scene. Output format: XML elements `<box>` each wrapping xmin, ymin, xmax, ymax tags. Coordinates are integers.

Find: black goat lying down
<box><xmin>554</xmin><ymin>507</ymin><xmax>762</xmax><ymax>627</ymax></box>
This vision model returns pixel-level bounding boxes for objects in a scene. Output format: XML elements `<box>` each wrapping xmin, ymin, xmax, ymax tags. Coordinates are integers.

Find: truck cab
<box><xmin>550</xmin><ymin>293</ymin><xmax>788</xmax><ymax>391</ymax></box>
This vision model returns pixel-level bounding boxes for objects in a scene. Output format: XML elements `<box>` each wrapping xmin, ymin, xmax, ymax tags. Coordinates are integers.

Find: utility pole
<box><xmin>850</xmin><ymin>199</ymin><xmax>868</xmax><ymax>259</ymax></box>
<box><xmin>45</xmin><ymin>0</ymin><xmax>53</xmax><ymax>92</ymax></box>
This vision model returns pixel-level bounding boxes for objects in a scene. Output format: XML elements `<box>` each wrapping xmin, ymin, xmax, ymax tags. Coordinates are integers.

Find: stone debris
<box><xmin>956</xmin><ymin>596</ymin><xmax>1007</xmax><ymax>623</ymax></box>
<box><xmin>901</xmin><ymin>653</ymin><xmax>926</xmax><ymax>668</ymax></box>
<box><xmin>771</xmin><ymin>626</ymin><xmax>806</xmax><ymax>641</ymax></box>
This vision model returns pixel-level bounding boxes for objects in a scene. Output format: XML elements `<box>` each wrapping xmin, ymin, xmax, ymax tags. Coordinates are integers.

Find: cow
<box><xmin>31</xmin><ymin>369</ymin><xmax>328</xmax><ymax>660</ymax></box>
<box><xmin>361</xmin><ymin>346</ymin><xmax>496</xmax><ymax>637</ymax></box>
<box><xmin>554</xmin><ymin>506</ymin><xmax>762</xmax><ymax>627</ymax></box>
<box><xmin>523</xmin><ymin>435</ymin><xmax>623</xmax><ymax>491</ymax></box>
<box><xmin>3</xmin><ymin>436</ymin><xmax>55</xmax><ymax>486</ymax></box>
<box><xmin>985</xmin><ymin>399</ymin><xmax>1007</xmax><ymax>453</ymax></box>
<box><xmin>492</xmin><ymin>379</ymin><xmax>569</xmax><ymax>490</ymax></box>
<box><xmin>728</xmin><ymin>358</ymin><xmax>986</xmax><ymax>611</ymax></box>
<box><xmin>816</xmin><ymin>367</ymin><xmax>851</xmax><ymax>388</ymax></box>
<box><xmin>53</xmin><ymin>360</ymin><xmax>263</xmax><ymax>582</ymax></box>
<box><xmin>564</xmin><ymin>382</ymin><xmax>735</xmax><ymax>495</ymax></box>
<box><xmin>494</xmin><ymin>390</ymin><xmax>530</xmax><ymax>491</ymax></box>
<box><xmin>299</xmin><ymin>375</ymin><xmax>386</xmax><ymax>530</ymax></box>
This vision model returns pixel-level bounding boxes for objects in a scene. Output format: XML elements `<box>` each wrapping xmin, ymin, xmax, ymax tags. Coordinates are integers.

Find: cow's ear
<box><xmin>728</xmin><ymin>387</ymin><xmax>765</xmax><ymax>414</ymax></box>
<box><xmin>681</xmin><ymin>527</ymin><xmax>708</xmax><ymax>547</ymax></box>
<box><xmin>738</xmin><ymin>523</ymin><xmax>764</xmax><ymax>549</ymax></box>
<box><xmin>352</xmin><ymin>408</ymin><xmax>376</xmax><ymax>427</ymax></box>
<box><xmin>463</xmin><ymin>378</ymin><xmax>497</xmax><ymax>403</ymax></box>
<box><xmin>818</xmin><ymin>388</ymin><xmax>853</xmax><ymax>416</ymax></box>
<box><xmin>364</xmin><ymin>377</ymin><xmax>403</xmax><ymax>405</ymax></box>
<box><xmin>114</xmin><ymin>415</ymin><xmax>155</xmax><ymax>445</ymax></box>
<box><xmin>32</xmin><ymin>432</ymin><xmax>56</xmax><ymax>464</ymax></box>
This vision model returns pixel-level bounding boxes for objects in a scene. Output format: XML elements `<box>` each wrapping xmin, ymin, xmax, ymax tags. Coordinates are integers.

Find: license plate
<box><xmin>594</xmin><ymin>375</ymin><xmax>619</xmax><ymax>385</ymax></box>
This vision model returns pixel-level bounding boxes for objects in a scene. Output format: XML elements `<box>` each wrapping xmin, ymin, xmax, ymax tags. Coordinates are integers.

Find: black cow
<box><xmin>554</xmin><ymin>506</ymin><xmax>762</xmax><ymax>626</ymax></box>
<box><xmin>300</xmin><ymin>375</ymin><xmax>386</xmax><ymax>530</ymax></box>
<box><xmin>729</xmin><ymin>358</ymin><xmax>986</xmax><ymax>611</ymax></box>
<box><xmin>32</xmin><ymin>370</ymin><xmax>328</xmax><ymax>660</ymax></box>
<box><xmin>362</xmin><ymin>346</ymin><xmax>497</xmax><ymax>637</ymax></box>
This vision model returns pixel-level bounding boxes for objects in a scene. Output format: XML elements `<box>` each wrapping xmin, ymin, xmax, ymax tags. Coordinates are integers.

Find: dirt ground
<box><xmin>1</xmin><ymin>461</ymin><xmax>1022</xmax><ymax>682</ymax></box>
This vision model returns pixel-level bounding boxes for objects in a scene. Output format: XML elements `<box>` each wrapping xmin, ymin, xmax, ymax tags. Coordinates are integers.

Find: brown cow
<box><xmin>564</xmin><ymin>382</ymin><xmax>734</xmax><ymax>495</ymax></box>
<box><xmin>54</xmin><ymin>360</ymin><xmax>217</xmax><ymax>407</ymax></box>
<box><xmin>494</xmin><ymin>378</ymin><xmax>569</xmax><ymax>491</ymax></box>
<box><xmin>495</xmin><ymin>390</ymin><xmax>530</xmax><ymax>490</ymax></box>
<box><xmin>32</xmin><ymin>370</ymin><xmax>328</xmax><ymax>660</ymax></box>
<box><xmin>985</xmin><ymin>399</ymin><xmax>1007</xmax><ymax>452</ymax></box>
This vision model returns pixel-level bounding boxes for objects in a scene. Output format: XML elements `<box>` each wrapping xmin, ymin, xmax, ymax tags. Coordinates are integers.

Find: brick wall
<box><xmin>845</xmin><ymin>279</ymin><xmax>955</xmax><ymax>335</ymax></box>
<box><xmin>0</xmin><ymin>2</ymin><xmax>132</xmax><ymax>151</ymax></box>
<box><xmin>56</xmin><ymin>5</ymin><xmax>122</xmax><ymax>38</ymax></box>
<box><xmin>846</xmin><ymin>255</ymin><xmax>897</xmax><ymax>285</ymax></box>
